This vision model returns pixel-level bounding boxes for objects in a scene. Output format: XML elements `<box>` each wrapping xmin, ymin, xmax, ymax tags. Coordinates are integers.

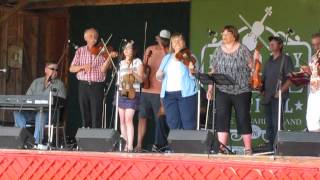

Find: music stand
<box><xmin>196</xmin><ymin>73</ymin><xmax>236</xmax><ymax>86</ymax></box>
<box><xmin>195</xmin><ymin>72</ymin><xmax>236</xmax><ymax>154</ymax></box>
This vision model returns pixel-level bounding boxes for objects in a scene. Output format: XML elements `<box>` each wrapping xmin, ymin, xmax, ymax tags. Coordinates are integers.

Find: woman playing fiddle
<box><xmin>118</xmin><ymin>41</ymin><xmax>143</xmax><ymax>152</ymax></box>
<box><xmin>156</xmin><ymin>33</ymin><xmax>198</xmax><ymax>130</ymax></box>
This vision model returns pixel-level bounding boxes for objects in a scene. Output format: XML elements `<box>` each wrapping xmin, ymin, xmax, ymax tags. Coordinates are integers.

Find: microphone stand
<box><xmin>202</xmin><ymin>32</ymin><xmax>217</xmax><ymax>130</ymax></box>
<box><xmin>99</xmin><ymin>35</ymin><xmax>123</xmax><ymax>131</ymax></box>
<box><xmin>277</xmin><ymin>31</ymin><xmax>291</xmax><ymax>132</ymax></box>
<box><xmin>47</xmin><ymin>87</ymin><xmax>53</xmax><ymax>149</ymax></box>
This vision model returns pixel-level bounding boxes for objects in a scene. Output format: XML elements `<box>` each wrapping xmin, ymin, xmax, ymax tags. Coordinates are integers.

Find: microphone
<box><xmin>287</xmin><ymin>28</ymin><xmax>295</xmax><ymax>35</ymax></box>
<box><xmin>122</xmin><ymin>38</ymin><xmax>127</xmax><ymax>43</ymax></box>
<box><xmin>48</xmin><ymin>75</ymin><xmax>53</xmax><ymax>83</ymax></box>
<box><xmin>68</xmin><ymin>40</ymin><xmax>79</xmax><ymax>50</ymax></box>
<box><xmin>208</xmin><ymin>28</ymin><xmax>217</xmax><ymax>37</ymax></box>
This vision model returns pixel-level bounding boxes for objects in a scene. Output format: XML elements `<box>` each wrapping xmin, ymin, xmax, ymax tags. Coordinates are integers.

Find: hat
<box><xmin>268</xmin><ymin>36</ymin><xmax>283</xmax><ymax>44</ymax></box>
<box><xmin>157</xmin><ymin>29</ymin><xmax>171</xmax><ymax>39</ymax></box>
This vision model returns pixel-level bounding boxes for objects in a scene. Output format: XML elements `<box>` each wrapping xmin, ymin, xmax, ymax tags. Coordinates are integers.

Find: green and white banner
<box><xmin>190</xmin><ymin>0</ymin><xmax>320</xmax><ymax>150</ymax></box>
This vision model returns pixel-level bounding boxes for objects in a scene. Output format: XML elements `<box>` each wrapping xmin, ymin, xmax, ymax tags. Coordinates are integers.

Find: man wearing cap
<box><xmin>135</xmin><ymin>30</ymin><xmax>171</xmax><ymax>152</ymax></box>
<box><xmin>260</xmin><ymin>36</ymin><xmax>294</xmax><ymax>150</ymax></box>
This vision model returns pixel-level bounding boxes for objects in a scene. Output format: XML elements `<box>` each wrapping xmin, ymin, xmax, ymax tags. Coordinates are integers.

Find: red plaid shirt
<box><xmin>71</xmin><ymin>46</ymin><xmax>106</xmax><ymax>82</ymax></box>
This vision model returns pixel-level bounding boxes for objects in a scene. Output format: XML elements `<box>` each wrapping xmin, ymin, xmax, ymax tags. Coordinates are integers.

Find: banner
<box><xmin>190</xmin><ymin>0</ymin><xmax>320</xmax><ymax>152</ymax></box>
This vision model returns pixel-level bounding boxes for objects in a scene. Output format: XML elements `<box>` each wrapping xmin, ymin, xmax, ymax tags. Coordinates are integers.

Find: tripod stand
<box><xmin>196</xmin><ymin>72</ymin><xmax>236</xmax><ymax>154</ymax></box>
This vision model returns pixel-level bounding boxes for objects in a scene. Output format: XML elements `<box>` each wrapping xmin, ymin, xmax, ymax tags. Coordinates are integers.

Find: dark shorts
<box><xmin>118</xmin><ymin>92</ymin><xmax>140</xmax><ymax>110</ymax></box>
<box><xmin>138</xmin><ymin>92</ymin><xmax>161</xmax><ymax>119</ymax></box>
<box><xmin>215</xmin><ymin>89</ymin><xmax>252</xmax><ymax>134</ymax></box>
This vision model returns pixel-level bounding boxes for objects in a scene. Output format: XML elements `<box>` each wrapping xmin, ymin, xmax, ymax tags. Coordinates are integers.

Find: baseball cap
<box><xmin>157</xmin><ymin>29</ymin><xmax>171</xmax><ymax>39</ymax></box>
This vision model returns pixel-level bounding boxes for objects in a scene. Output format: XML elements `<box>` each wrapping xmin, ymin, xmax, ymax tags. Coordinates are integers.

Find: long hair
<box><xmin>121</xmin><ymin>40</ymin><xmax>138</xmax><ymax>61</ymax></box>
<box><xmin>169</xmin><ymin>32</ymin><xmax>186</xmax><ymax>53</ymax></box>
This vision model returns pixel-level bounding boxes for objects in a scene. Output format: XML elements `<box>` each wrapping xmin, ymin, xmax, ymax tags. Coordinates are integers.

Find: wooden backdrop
<box><xmin>0</xmin><ymin>7</ymin><xmax>69</xmax><ymax>125</ymax></box>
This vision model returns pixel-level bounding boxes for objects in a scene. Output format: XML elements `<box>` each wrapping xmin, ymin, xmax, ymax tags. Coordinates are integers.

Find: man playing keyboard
<box><xmin>14</xmin><ymin>62</ymin><xmax>66</xmax><ymax>145</ymax></box>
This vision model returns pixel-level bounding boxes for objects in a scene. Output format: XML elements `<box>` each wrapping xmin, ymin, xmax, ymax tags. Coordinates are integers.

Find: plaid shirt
<box><xmin>71</xmin><ymin>46</ymin><xmax>106</xmax><ymax>82</ymax></box>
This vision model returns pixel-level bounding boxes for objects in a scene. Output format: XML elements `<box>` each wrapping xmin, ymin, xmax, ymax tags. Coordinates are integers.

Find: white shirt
<box><xmin>165</xmin><ymin>56</ymin><xmax>183</xmax><ymax>92</ymax></box>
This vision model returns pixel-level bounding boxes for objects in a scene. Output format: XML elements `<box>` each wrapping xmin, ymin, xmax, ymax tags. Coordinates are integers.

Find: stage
<box><xmin>0</xmin><ymin>150</ymin><xmax>319</xmax><ymax>179</ymax></box>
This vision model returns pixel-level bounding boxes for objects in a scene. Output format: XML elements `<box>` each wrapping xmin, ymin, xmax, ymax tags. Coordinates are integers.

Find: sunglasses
<box><xmin>48</xmin><ymin>67</ymin><xmax>58</xmax><ymax>71</ymax></box>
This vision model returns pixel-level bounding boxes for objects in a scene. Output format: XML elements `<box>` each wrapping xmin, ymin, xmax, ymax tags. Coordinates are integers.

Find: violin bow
<box><xmin>143</xmin><ymin>21</ymin><xmax>148</xmax><ymax>58</ymax></box>
<box><xmin>97</xmin><ymin>34</ymin><xmax>112</xmax><ymax>58</ymax></box>
<box><xmin>100</xmin><ymin>35</ymin><xmax>117</xmax><ymax>71</ymax></box>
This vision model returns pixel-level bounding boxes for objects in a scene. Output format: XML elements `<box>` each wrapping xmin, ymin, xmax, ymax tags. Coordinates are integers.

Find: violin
<box><xmin>89</xmin><ymin>42</ymin><xmax>118</xmax><ymax>60</ymax></box>
<box><xmin>121</xmin><ymin>73</ymin><xmax>136</xmax><ymax>99</ymax></box>
<box><xmin>288</xmin><ymin>71</ymin><xmax>310</xmax><ymax>86</ymax></box>
<box><xmin>142</xmin><ymin>50</ymin><xmax>152</xmax><ymax>89</ymax></box>
<box><xmin>250</xmin><ymin>42</ymin><xmax>263</xmax><ymax>90</ymax></box>
<box><xmin>175</xmin><ymin>48</ymin><xmax>196</xmax><ymax>68</ymax></box>
<box><xmin>120</xmin><ymin>59</ymin><xmax>136</xmax><ymax>99</ymax></box>
<box><xmin>316</xmin><ymin>50</ymin><xmax>320</xmax><ymax>76</ymax></box>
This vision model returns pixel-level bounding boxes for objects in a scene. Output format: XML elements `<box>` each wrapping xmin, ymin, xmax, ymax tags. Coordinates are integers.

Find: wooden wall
<box><xmin>0</xmin><ymin>7</ymin><xmax>69</xmax><ymax>124</ymax></box>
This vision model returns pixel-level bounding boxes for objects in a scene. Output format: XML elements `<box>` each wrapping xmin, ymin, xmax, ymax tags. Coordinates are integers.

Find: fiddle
<box><xmin>175</xmin><ymin>48</ymin><xmax>196</xmax><ymax>68</ymax></box>
<box><xmin>89</xmin><ymin>42</ymin><xmax>118</xmax><ymax>60</ymax></box>
<box><xmin>142</xmin><ymin>50</ymin><xmax>152</xmax><ymax>89</ymax></box>
<box><xmin>121</xmin><ymin>73</ymin><xmax>136</xmax><ymax>99</ymax></box>
<box><xmin>120</xmin><ymin>58</ymin><xmax>137</xmax><ymax>99</ymax></box>
<box><xmin>316</xmin><ymin>50</ymin><xmax>320</xmax><ymax>76</ymax></box>
<box><xmin>250</xmin><ymin>42</ymin><xmax>263</xmax><ymax>90</ymax></box>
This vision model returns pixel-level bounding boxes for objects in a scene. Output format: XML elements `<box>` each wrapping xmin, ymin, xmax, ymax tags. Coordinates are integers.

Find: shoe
<box><xmin>152</xmin><ymin>144</ymin><xmax>171</xmax><ymax>153</ymax></box>
<box><xmin>134</xmin><ymin>146</ymin><xmax>142</xmax><ymax>153</ymax></box>
<box><xmin>253</xmin><ymin>143</ymin><xmax>273</xmax><ymax>153</ymax></box>
<box><xmin>244</xmin><ymin>149</ymin><xmax>253</xmax><ymax>156</ymax></box>
<box><xmin>151</xmin><ymin>144</ymin><xmax>160</xmax><ymax>152</ymax></box>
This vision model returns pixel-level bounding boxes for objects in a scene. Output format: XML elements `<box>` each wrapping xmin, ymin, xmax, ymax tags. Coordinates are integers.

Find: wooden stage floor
<box><xmin>0</xmin><ymin>149</ymin><xmax>319</xmax><ymax>179</ymax></box>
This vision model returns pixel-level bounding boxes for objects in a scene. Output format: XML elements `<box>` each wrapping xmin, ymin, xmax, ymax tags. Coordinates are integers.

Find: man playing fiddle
<box><xmin>69</xmin><ymin>28</ymin><xmax>112</xmax><ymax>128</ymax></box>
<box><xmin>306</xmin><ymin>33</ymin><xmax>320</xmax><ymax>132</ymax></box>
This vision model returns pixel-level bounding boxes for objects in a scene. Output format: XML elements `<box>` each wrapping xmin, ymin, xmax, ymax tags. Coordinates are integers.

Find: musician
<box><xmin>261</xmin><ymin>36</ymin><xmax>294</xmax><ymax>149</ymax></box>
<box><xmin>207</xmin><ymin>25</ymin><xmax>253</xmax><ymax>155</ymax></box>
<box><xmin>306</xmin><ymin>33</ymin><xmax>320</xmax><ymax>132</ymax></box>
<box><xmin>136</xmin><ymin>30</ymin><xmax>171</xmax><ymax>152</ymax></box>
<box><xmin>118</xmin><ymin>41</ymin><xmax>143</xmax><ymax>152</ymax></box>
<box><xmin>69</xmin><ymin>28</ymin><xmax>111</xmax><ymax>128</ymax></box>
<box><xmin>14</xmin><ymin>62</ymin><xmax>66</xmax><ymax>145</ymax></box>
<box><xmin>156</xmin><ymin>33</ymin><xmax>198</xmax><ymax>130</ymax></box>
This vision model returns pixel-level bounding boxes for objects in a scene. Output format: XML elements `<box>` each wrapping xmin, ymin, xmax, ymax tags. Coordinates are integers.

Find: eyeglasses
<box><xmin>48</xmin><ymin>67</ymin><xmax>58</xmax><ymax>71</ymax></box>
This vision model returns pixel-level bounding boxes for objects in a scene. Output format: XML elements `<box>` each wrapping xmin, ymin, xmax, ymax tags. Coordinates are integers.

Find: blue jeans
<box><xmin>14</xmin><ymin>111</ymin><xmax>48</xmax><ymax>144</ymax></box>
<box><xmin>162</xmin><ymin>91</ymin><xmax>197</xmax><ymax>130</ymax></box>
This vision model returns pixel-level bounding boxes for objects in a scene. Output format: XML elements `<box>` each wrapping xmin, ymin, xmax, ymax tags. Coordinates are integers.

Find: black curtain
<box><xmin>66</xmin><ymin>2</ymin><xmax>190</xmax><ymax>145</ymax></box>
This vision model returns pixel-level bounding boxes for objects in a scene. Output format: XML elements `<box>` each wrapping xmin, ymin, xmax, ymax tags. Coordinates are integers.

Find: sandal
<box><xmin>218</xmin><ymin>147</ymin><xmax>229</xmax><ymax>155</ymax></box>
<box><xmin>134</xmin><ymin>146</ymin><xmax>142</xmax><ymax>153</ymax></box>
<box><xmin>244</xmin><ymin>149</ymin><xmax>253</xmax><ymax>156</ymax></box>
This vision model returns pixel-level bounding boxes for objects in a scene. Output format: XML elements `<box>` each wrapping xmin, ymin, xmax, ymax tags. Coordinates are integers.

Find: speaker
<box><xmin>75</xmin><ymin>128</ymin><xmax>120</xmax><ymax>152</ymax></box>
<box><xmin>275</xmin><ymin>131</ymin><xmax>320</xmax><ymax>156</ymax></box>
<box><xmin>0</xmin><ymin>126</ymin><xmax>35</xmax><ymax>149</ymax></box>
<box><xmin>168</xmin><ymin>130</ymin><xmax>215</xmax><ymax>154</ymax></box>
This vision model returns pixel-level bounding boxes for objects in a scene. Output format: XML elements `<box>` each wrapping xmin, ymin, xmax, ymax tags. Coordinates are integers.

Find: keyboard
<box><xmin>0</xmin><ymin>95</ymin><xmax>63</xmax><ymax>108</ymax></box>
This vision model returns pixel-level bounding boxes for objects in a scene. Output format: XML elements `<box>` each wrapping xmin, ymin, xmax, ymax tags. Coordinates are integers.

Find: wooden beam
<box><xmin>0</xmin><ymin>0</ymin><xmax>29</xmax><ymax>25</ymax></box>
<box><xmin>27</xmin><ymin>0</ymin><xmax>190</xmax><ymax>9</ymax></box>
